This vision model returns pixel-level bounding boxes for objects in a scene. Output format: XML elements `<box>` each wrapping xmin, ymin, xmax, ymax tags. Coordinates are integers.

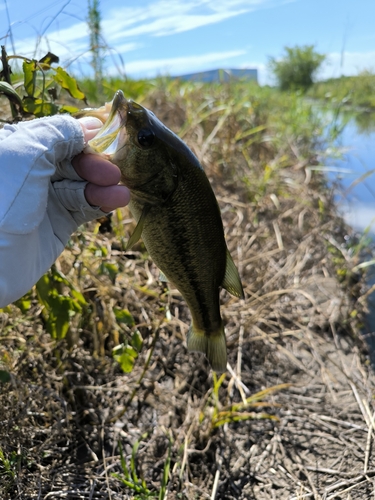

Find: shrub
<box><xmin>269</xmin><ymin>45</ymin><xmax>326</xmax><ymax>92</ymax></box>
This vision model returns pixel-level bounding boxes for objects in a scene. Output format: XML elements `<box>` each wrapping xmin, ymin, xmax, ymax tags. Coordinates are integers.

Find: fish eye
<box><xmin>137</xmin><ymin>128</ymin><xmax>155</xmax><ymax>148</ymax></box>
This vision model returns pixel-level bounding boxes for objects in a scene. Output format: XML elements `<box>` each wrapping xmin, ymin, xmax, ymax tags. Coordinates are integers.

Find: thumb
<box><xmin>78</xmin><ymin>116</ymin><xmax>104</xmax><ymax>142</ymax></box>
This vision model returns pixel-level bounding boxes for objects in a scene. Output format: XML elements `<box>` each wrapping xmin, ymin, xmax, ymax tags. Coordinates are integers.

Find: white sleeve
<box><xmin>0</xmin><ymin>115</ymin><xmax>106</xmax><ymax>307</ymax></box>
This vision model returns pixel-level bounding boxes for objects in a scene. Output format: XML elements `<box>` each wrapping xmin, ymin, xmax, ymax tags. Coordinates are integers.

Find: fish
<box><xmin>85</xmin><ymin>90</ymin><xmax>244</xmax><ymax>372</ymax></box>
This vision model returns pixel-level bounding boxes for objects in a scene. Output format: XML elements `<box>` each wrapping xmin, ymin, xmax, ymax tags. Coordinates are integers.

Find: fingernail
<box><xmin>78</xmin><ymin>116</ymin><xmax>103</xmax><ymax>130</ymax></box>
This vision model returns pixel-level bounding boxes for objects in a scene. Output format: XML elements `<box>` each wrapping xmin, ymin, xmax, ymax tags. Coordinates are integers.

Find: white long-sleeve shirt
<box><xmin>0</xmin><ymin>115</ymin><xmax>106</xmax><ymax>307</ymax></box>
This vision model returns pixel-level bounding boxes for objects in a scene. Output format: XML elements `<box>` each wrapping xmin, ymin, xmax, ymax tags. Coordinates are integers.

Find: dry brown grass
<box><xmin>0</xmin><ymin>82</ymin><xmax>374</xmax><ymax>499</ymax></box>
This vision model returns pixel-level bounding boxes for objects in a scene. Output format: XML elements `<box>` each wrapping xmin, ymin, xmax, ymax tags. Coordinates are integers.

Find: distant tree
<box><xmin>269</xmin><ymin>45</ymin><xmax>326</xmax><ymax>92</ymax></box>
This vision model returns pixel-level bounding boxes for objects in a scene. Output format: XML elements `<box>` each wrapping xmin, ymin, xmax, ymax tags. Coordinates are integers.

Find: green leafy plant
<box><xmin>0</xmin><ymin>46</ymin><xmax>87</xmax><ymax>120</ymax></box>
<box><xmin>0</xmin><ymin>370</ymin><xmax>11</xmax><ymax>383</ymax></box>
<box><xmin>112</xmin><ymin>328</ymin><xmax>143</xmax><ymax>373</ymax></box>
<box><xmin>35</xmin><ymin>265</ymin><xmax>87</xmax><ymax>340</ymax></box>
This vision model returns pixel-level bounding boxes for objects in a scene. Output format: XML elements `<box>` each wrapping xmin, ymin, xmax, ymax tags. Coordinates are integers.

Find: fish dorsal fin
<box><xmin>125</xmin><ymin>205</ymin><xmax>150</xmax><ymax>250</ymax></box>
<box><xmin>222</xmin><ymin>249</ymin><xmax>244</xmax><ymax>299</ymax></box>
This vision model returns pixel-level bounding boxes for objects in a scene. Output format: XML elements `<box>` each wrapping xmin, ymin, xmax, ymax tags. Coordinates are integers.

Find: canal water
<box><xmin>329</xmin><ymin>114</ymin><xmax>375</xmax><ymax>354</ymax></box>
<box><xmin>331</xmin><ymin>118</ymin><xmax>375</xmax><ymax>236</ymax></box>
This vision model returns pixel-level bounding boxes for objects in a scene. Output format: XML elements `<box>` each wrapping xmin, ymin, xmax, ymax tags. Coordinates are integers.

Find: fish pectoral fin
<box><xmin>125</xmin><ymin>205</ymin><xmax>150</xmax><ymax>250</ymax></box>
<box><xmin>187</xmin><ymin>324</ymin><xmax>227</xmax><ymax>373</ymax></box>
<box><xmin>158</xmin><ymin>270</ymin><xmax>169</xmax><ymax>282</ymax></box>
<box><xmin>222</xmin><ymin>249</ymin><xmax>245</xmax><ymax>299</ymax></box>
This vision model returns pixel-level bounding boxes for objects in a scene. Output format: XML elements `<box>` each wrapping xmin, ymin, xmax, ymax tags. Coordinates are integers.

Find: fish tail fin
<box><xmin>187</xmin><ymin>323</ymin><xmax>227</xmax><ymax>373</ymax></box>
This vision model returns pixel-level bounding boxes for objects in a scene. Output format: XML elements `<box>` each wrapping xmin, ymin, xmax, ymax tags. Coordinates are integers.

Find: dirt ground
<box><xmin>1</xmin><ymin>88</ymin><xmax>375</xmax><ymax>499</ymax></box>
<box><xmin>2</xmin><ymin>314</ymin><xmax>375</xmax><ymax>500</ymax></box>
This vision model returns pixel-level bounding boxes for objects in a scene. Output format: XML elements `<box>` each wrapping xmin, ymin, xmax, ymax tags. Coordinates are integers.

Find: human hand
<box><xmin>75</xmin><ymin>116</ymin><xmax>130</xmax><ymax>212</ymax></box>
<box><xmin>0</xmin><ymin>113</ymin><xmax>131</xmax><ymax>307</ymax></box>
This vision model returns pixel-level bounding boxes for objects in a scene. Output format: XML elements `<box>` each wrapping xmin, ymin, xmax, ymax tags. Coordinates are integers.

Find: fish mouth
<box><xmin>88</xmin><ymin>90</ymin><xmax>128</xmax><ymax>156</ymax></box>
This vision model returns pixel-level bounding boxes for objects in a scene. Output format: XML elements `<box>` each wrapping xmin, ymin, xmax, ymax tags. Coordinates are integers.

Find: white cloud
<box><xmin>100</xmin><ymin>0</ymin><xmax>275</xmax><ymax>78</ymax></box>
<box><xmin>107</xmin><ymin>42</ymin><xmax>140</xmax><ymax>56</ymax></box>
<box><xmin>103</xmin><ymin>0</ymin><xmax>274</xmax><ymax>41</ymax></box>
<box><xmin>12</xmin><ymin>0</ymin><xmax>273</xmax><ymax>50</ymax></box>
<box><xmin>13</xmin><ymin>21</ymin><xmax>88</xmax><ymax>60</ymax></box>
<box><xmin>109</xmin><ymin>12</ymin><xmax>246</xmax><ymax>39</ymax></box>
<box><xmin>4</xmin><ymin>0</ymin><xmax>291</xmax><ymax>79</ymax></box>
<box><xmin>7</xmin><ymin>0</ymin><xmax>275</xmax><ymax>71</ymax></box>
<box><xmin>338</xmin><ymin>202</ymin><xmax>375</xmax><ymax>235</ymax></box>
<box><xmin>13</xmin><ymin>35</ymin><xmax>140</xmax><ymax>71</ymax></box>
<box><xmin>320</xmin><ymin>50</ymin><xmax>375</xmax><ymax>80</ymax></box>
<box><xmin>111</xmin><ymin>50</ymin><xmax>247</xmax><ymax>78</ymax></box>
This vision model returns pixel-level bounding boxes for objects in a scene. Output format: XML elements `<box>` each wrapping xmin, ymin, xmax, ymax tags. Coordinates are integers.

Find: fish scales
<box><xmin>129</xmin><ymin>164</ymin><xmax>227</xmax><ymax>336</ymax></box>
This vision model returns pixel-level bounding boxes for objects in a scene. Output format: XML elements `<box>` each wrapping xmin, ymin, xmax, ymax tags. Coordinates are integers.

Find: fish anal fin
<box><xmin>222</xmin><ymin>248</ymin><xmax>244</xmax><ymax>299</ymax></box>
<box><xmin>187</xmin><ymin>324</ymin><xmax>227</xmax><ymax>373</ymax></box>
<box><xmin>125</xmin><ymin>204</ymin><xmax>150</xmax><ymax>250</ymax></box>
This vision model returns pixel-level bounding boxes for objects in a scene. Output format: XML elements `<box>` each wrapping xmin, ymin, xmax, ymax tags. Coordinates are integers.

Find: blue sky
<box><xmin>0</xmin><ymin>0</ymin><xmax>374</xmax><ymax>84</ymax></box>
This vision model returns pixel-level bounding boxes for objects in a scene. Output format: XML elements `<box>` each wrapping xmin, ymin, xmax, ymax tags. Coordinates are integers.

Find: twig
<box><xmin>311</xmin><ymin>414</ymin><xmax>366</xmax><ymax>431</ymax></box>
<box><xmin>363</xmin><ymin>400</ymin><xmax>375</xmax><ymax>474</ymax></box>
<box><xmin>3</xmin><ymin>0</ymin><xmax>16</xmax><ymax>54</ymax></box>
<box><xmin>306</xmin><ymin>467</ymin><xmax>375</xmax><ymax>478</ymax></box>
<box><xmin>1</xmin><ymin>45</ymin><xmax>18</xmax><ymax>119</ymax></box>
<box><xmin>272</xmin><ymin>220</ymin><xmax>284</xmax><ymax>250</ymax></box>
<box><xmin>326</xmin><ymin>478</ymin><xmax>370</xmax><ymax>499</ymax></box>
<box><xmin>210</xmin><ymin>448</ymin><xmax>223</xmax><ymax>500</ymax></box>
<box><xmin>101</xmin><ymin>424</ymin><xmax>112</xmax><ymax>500</ymax></box>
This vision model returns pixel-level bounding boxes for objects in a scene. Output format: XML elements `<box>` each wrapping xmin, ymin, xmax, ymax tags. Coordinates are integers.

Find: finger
<box><xmin>78</xmin><ymin>116</ymin><xmax>103</xmax><ymax>141</ymax></box>
<box><xmin>84</xmin><ymin>183</ymin><xmax>130</xmax><ymax>212</ymax></box>
<box><xmin>72</xmin><ymin>153</ymin><xmax>121</xmax><ymax>186</ymax></box>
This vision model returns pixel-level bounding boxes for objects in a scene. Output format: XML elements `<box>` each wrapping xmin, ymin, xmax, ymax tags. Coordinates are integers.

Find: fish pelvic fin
<box><xmin>187</xmin><ymin>323</ymin><xmax>227</xmax><ymax>373</ymax></box>
<box><xmin>125</xmin><ymin>204</ymin><xmax>150</xmax><ymax>250</ymax></box>
<box><xmin>222</xmin><ymin>248</ymin><xmax>245</xmax><ymax>299</ymax></box>
<box><xmin>158</xmin><ymin>270</ymin><xmax>169</xmax><ymax>282</ymax></box>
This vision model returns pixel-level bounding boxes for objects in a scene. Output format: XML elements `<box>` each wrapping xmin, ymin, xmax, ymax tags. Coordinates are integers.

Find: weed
<box><xmin>200</xmin><ymin>373</ymin><xmax>290</xmax><ymax>429</ymax></box>
<box><xmin>0</xmin><ymin>448</ymin><xmax>18</xmax><ymax>494</ymax></box>
<box><xmin>112</xmin><ymin>437</ymin><xmax>155</xmax><ymax>498</ymax></box>
<box><xmin>309</xmin><ymin>71</ymin><xmax>375</xmax><ymax>112</ymax></box>
<box><xmin>112</xmin><ymin>434</ymin><xmax>171</xmax><ymax>499</ymax></box>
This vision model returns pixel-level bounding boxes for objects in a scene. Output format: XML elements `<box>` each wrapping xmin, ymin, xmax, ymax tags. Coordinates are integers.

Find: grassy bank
<box><xmin>308</xmin><ymin>71</ymin><xmax>375</xmax><ymax>111</ymax></box>
<box><xmin>0</xmin><ymin>80</ymin><xmax>374</xmax><ymax>499</ymax></box>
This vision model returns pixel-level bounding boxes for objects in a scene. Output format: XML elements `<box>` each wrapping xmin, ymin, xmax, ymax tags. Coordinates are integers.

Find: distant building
<box><xmin>174</xmin><ymin>68</ymin><xmax>258</xmax><ymax>83</ymax></box>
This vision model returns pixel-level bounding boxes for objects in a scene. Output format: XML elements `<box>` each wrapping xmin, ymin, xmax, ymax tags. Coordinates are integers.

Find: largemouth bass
<box><xmin>86</xmin><ymin>90</ymin><xmax>244</xmax><ymax>372</ymax></box>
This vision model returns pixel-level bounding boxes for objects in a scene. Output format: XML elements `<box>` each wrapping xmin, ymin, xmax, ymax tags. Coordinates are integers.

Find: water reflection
<box><xmin>353</xmin><ymin>111</ymin><xmax>375</xmax><ymax>135</ymax></box>
<box><xmin>332</xmin><ymin>111</ymin><xmax>375</xmax><ymax>355</ymax></box>
<box><xmin>331</xmin><ymin>112</ymin><xmax>375</xmax><ymax>236</ymax></box>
